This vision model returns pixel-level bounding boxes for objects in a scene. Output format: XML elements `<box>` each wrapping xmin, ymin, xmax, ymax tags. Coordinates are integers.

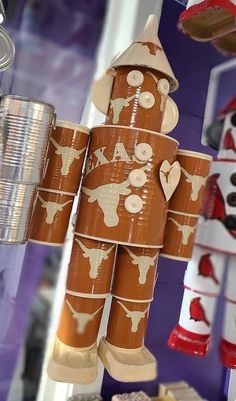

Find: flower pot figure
<box><xmin>48</xmin><ymin>15</ymin><xmax>211</xmax><ymax>384</ymax></box>
<box><xmin>168</xmin><ymin>97</ymin><xmax>236</xmax><ymax>369</ymax></box>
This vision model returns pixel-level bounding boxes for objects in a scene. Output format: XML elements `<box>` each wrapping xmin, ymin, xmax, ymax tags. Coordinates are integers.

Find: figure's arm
<box><xmin>29</xmin><ymin>122</ymin><xmax>90</xmax><ymax>245</ymax></box>
<box><xmin>160</xmin><ymin>149</ymin><xmax>212</xmax><ymax>262</ymax></box>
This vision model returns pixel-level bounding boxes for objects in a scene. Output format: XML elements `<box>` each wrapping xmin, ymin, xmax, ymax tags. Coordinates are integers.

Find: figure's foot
<box><xmin>220</xmin><ymin>338</ymin><xmax>236</xmax><ymax>369</ymax></box>
<box><xmin>47</xmin><ymin>336</ymin><xmax>98</xmax><ymax>384</ymax></box>
<box><xmin>168</xmin><ymin>324</ymin><xmax>210</xmax><ymax>357</ymax></box>
<box><xmin>98</xmin><ymin>336</ymin><xmax>157</xmax><ymax>382</ymax></box>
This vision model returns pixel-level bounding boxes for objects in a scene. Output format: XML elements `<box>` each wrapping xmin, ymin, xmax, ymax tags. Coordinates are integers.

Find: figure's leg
<box><xmin>98</xmin><ymin>245</ymin><xmax>159</xmax><ymax>382</ymax></box>
<box><xmin>220</xmin><ymin>255</ymin><xmax>236</xmax><ymax>368</ymax></box>
<box><xmin>48</xmin><ymin>235</ymin><xmax>116</xmax><ymax>384</ymax></box>
<box><xmin>168</xmin><ymin>245</ymin><xmax>225</xmax><ymax>356</ymax></box>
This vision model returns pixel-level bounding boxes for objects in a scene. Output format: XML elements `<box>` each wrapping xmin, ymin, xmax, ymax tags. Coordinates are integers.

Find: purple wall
<box><xmin>101</xmin><ymin>1</ymin><xmax>230</xmax><ymax>400</ymax></box>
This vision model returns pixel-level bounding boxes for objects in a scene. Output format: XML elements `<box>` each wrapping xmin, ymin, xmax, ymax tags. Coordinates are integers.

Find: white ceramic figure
<box><xmin>168</xmin><ymin>97</ymin><xmax>236</xmax><ymax>370</ymax></box>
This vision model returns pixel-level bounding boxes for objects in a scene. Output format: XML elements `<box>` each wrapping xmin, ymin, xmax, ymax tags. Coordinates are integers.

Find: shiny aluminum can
<box><xmin>0</xmin><ymin>26</ymin><xmax>15</xmax><ymax>71</ymax></box>
<box><xmin>0</xmin><ymin>95</ymin><xmax>55</xmax><ymax>184</ymax></box>
<box><xmin>0</xmin><ymin>180</ymin><xmax>36</xmax><ymax>243</ymax></box>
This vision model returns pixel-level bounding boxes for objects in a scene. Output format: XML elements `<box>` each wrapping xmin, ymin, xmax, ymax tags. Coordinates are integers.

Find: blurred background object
<box><xmin>177</xmin><ymin>0</ymin><xmax>236</xmax><ymax>56</ymax></box>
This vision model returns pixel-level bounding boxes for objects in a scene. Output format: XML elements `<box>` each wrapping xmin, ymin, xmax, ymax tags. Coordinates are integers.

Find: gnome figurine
<box><xmin>168</xmin><ymin>97</ymin><xmax>236</xmax><ymax>369</ymax></box>
<box><xmin>47</xmin><ymin>15</ymin><xmax>211</xmax><ymax>384</ymax></box>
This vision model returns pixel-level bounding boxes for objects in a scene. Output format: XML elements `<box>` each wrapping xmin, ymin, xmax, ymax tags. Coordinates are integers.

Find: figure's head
<box><xmin>91</xmin><ymin>15</ymin><xmax>179</xmax><ymax>134</ymax></box>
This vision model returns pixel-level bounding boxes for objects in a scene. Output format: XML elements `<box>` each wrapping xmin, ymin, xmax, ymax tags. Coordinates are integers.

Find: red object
<box><xmin>178</xmin><ymin>1</ymin><xmax>236</xmax><ymax>41</ymax></box>
<box><xmin>198</xmin><ymin>254</ymin><xmax>220</xmax><ymax>285</ymax></box>
<box><xmin>190</xmin><ymin>297</ymin><xmax>210</xmax><ymax>326</ymax></box>
<box><xmin>213</xmin><ymin>31</ymin><xmax>236</xmax><ymax>57</ymax></box>
<box><xmin>219</xmin><ymin>97</ymin><xmax>236</xmax><ymax>119</ymax></box>
<box><xmin>201</xmin><ymin>173</ymin><xmax>226</xmax><ymax>222</ymax></box>
<box><xmin>168</xmin><ymin>324</ymin><xmax>210</xmax><ymax>356</ymax></box>
<box><xmin>223</xmin><ymin>128</ymin><xmax>236</xmax><ymax>152</ymax></box>
<box><xmin>220</xmin><ymin>338</ymin><xmax>236</xmax><ymax>368</ymax></box>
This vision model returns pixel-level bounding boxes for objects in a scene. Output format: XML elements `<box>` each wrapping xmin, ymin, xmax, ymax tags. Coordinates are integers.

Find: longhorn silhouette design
<box><xmin>38</xmin><ymin>195</ymin><xmax>73</xmax><ymax>224</ymax></box>
<box><xmin>66</xmin><ymin>300</ymin><xmax>104</xmax><ymax>334</ymax></box>
<box><xmin>75</xmin><ymin>238</ymin><xmax>115</xmax><ymax>279</ymax></box>
<box><xmin>117</xmin><ymin>300</ymin><xmax>149</xmax><ymax>333</ymax></box>
<box><xmin>181</xmin><ymin>167</ymin><xmax>207</xmax><ymax>201</ymax></box>
<box><xmin>82</xmin><ymin>179</ymin><xmax>131</xmax><ymax>227</ymax></box>
<box><xmin>51</xmin><ymin>137</ymin><xmax>86</xmax><ymax>176</ymax></box>
<box><xmin>168</xmin><ymin>217</ymin><xmax>197</xmax><ymax>245</ymax></box>
<box><xmin>123</xmin><ymin>246</ymin><xmax>159</xmax><ymax>284</ymax></box>
<box><xmin>110</xmin><ymin>94</ymin><xmax>136</xmax><ymax>124</ymax></box>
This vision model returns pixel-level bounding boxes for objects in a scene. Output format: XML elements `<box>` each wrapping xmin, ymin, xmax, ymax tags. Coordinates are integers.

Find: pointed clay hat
<box><xmin>112</xmin><ymin>15</ymin><xmax>178</xmax><ymax>92</ymax></box>
<box><xmin>91</xmin><ymin>15</ymin><xmax>178</xmax><ymax>115</ymax></box>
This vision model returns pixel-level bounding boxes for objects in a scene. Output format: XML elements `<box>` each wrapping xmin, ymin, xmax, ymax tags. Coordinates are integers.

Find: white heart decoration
<box><xmin>159</xmin><ymin>160</ymin><xmax>181</xmax><ymax>201</ymax></box>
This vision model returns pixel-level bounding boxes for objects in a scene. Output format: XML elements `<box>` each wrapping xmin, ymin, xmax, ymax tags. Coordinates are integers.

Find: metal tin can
<box><xmin>161</xmin><ymin>211</ymin><xmax>199</xmax><ymax>260</ymax></box>
<box><xmin>105</xmin><ymin>67</ymin><xmax>167</xmax><ymax>132</ymax></box>
<box><xmin>0</xmin><ymin>95</ymin><xmax>55</xmax><ymax>183</ymax></box>
<box><xmin>112</xmin><ymin>246</ymin><xmax>159</xmax><ymax>300</ymax></box>
<box><xmin>0</xmin><ymin>26</ymin><xmax>15</xmax><ymax>71</ymax></box>
<box><xmin>57</xmin><ymin>295</ymin><xmax>105</xmax><ymax>348</ymax></box>
<box><xmin>106</xmin><ymin>297</ymin><xmax>150</xmax><ymax>349</ymax></box>
<box><xmin>66</xmin><ymin>235</ymin><xmax>116</xmax><ymax>297</ymax></box>
<box><xmin>0</xmin><ymin>180</ymin><xmax>36</xmax><ymax>243</ymax></box>
<box><xmin>75</xmin><ymin>125</ymin><xmax>178</xmax><ymax>247</ymax></box>
<box><xmin>168</xmin><ymin>149</ymin><xmax>212</xmax><ymax>216</ymax></box>
<box><xmin>29</xmin><ymin>189</ymin><xmax>74</xmax><ymax>245</ymax></box>
<box><xmin>42</xmin><ymin>121</ymin><xmax>89</xmax><ymax>194</ymax></box>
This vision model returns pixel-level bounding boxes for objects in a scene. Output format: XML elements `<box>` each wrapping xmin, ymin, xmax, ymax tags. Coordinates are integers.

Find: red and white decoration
<box><xmin>169</xmin><ymin>97</ymin><xmax>236</xmax><ymax>369</ymax></box>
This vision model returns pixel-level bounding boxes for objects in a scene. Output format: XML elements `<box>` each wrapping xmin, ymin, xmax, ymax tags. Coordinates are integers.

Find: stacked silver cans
<box><xmin>0</xmin><ymin>95</ymin><xmax>55</xmax><ymax>243</ymax></box>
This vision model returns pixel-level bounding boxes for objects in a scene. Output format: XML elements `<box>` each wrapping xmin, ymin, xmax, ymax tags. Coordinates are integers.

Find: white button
<box><xmin>127</xmin><ymin>70</ymin><xmax>144</xmax><ymax>87</ymax></box>
<box><xmin>138</xmin><ymin>91</ymin><xmax>155</xmax><ymax>109</ymax></box>
<box><xmin>157</xmin><ymin>78</ymin><xmax>170</xmax><ymax>96</ymax></box>
<box><xmin>134</xmin><ymin>143</ymin><xmax>153</xmax><ymax>161</ymax></box>
<box><xmin>128</xmin><ymin>169</ymin><xmax>147</xmax><ymax>188</ymax></box>
<box><xmin>125</xmin><ymin>195</ymin><xmax>143</xmax><ymax>214</ymax></box>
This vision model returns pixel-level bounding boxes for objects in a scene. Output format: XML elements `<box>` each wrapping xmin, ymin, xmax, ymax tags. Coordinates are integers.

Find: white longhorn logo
<box><xmin>82</xmin><ymin>179</ymin><xmax>131</xmax><ymax>227</ymax></box>
<box><xmin>66</xmin><ymin>300</ymin><xmax>103</xmax><ymax>334</ymax></box>
<box><xmin>110</xmin><ymin>94</ymin><xmax>136</xmax><ymax>124</ymax></box>
<box><xmin>51</xmin><ymin>137</ymin><xmax>86</xmax><ymax>176</ymax></box>
<box><xmin>168</xmin><ymin>217</ymin><xmax>197</xmax><ymax>245</ymax></box>
<box><xmin>38</xmin><ymin>195</ymin><xmax>73</xmax><ymax>224</ymax></box>
<box><xmin>181</xmin><ymin>167</ymin><xmax>207</xmax><ymax>201</ymax></box>
<box><xmin>123</xmin><ymin>247</ymin><xmax>159</xmax><ymax>284</ymax></box>
<box><xmin>75</xmin><ymin>238</ymin><xmax>115</xmax><ymax>279</ymax></box>
<box><xmin>117</xmin><ymin>301</ymin><xmax>149</xmax><ymax>333</ymax></box>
